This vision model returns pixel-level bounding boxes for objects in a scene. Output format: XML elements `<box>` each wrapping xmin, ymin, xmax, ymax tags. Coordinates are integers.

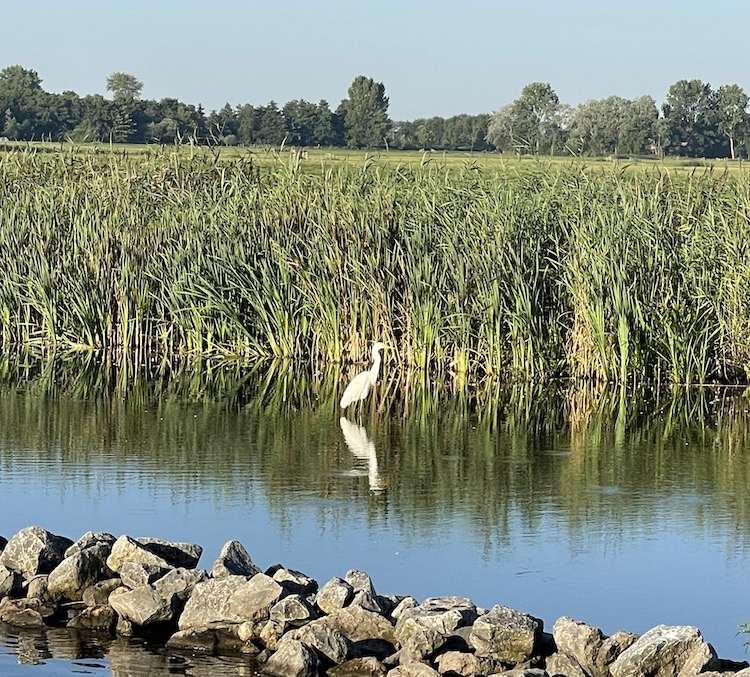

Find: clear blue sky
<box><xmin>3</xmin><ymin>0</ymin><xmax>748</xmax><ymax>120</ymax></box>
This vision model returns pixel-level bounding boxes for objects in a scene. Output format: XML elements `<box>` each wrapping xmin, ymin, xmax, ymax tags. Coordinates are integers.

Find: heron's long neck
<box><xmin>370</xmin><ymin>350</ymin><xmax>382</xmax><ymax>379</ymax></box>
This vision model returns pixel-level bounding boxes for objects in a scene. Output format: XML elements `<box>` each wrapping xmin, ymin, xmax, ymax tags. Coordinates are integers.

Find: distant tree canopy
<box><xmin>1</xmin><ymin>65</ymin><xmax>748</xmax><ymax>157</ymax></box>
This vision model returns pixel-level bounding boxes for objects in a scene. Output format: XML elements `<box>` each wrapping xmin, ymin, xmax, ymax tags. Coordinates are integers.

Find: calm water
<box><xmin>0</xmin><ymin>356</ymin><xmax>749</xmax><ymax>675</ymax></box>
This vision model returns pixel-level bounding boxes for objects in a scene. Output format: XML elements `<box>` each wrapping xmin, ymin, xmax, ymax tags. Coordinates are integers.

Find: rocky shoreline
<box><xmin>0</xmin><ymin>526</ymin><xmax>747</xmax><ymax>677</ymax></box>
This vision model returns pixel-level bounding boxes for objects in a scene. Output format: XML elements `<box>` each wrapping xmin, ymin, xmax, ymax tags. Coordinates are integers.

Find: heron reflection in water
<box><xmin>339</xmin><ymin>417</ymin><xmax>386</xmax><ymax>492</ymax></box>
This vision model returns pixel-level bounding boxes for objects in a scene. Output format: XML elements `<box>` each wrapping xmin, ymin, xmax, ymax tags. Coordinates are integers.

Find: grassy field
<box><xmin>1</xmin><ymin>144</ymin><xmax>749</xmax><ymax>384</ymax></box>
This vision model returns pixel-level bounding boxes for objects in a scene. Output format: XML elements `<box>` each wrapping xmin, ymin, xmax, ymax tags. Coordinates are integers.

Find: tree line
<box><xmin>1</xmin><ymin>65</ymin><xmax>748</xmax><ymax>157</ymax></box>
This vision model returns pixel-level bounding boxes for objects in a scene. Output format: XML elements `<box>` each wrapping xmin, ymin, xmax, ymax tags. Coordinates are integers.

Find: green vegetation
<box><xmin>1</xmin><ymin>147</ymin><xmax>749</xmax><ymax>384</ymax></box>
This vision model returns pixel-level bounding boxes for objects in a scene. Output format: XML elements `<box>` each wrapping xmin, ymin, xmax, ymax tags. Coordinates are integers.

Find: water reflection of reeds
<box><xmin>1</xmin><ymin>354</ymin><xmax>749</xmax><ymax>549</ymax></box>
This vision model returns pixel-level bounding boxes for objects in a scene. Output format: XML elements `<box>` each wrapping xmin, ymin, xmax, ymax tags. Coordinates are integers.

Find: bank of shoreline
<box><xmin>0</xmin><ymin>526</ymin><xmax>748</xmax><ymax>677</ymax></box>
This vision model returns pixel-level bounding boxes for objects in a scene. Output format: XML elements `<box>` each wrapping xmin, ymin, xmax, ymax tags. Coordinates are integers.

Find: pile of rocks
<box><xmin>0</xmin><ymin>526</ymin><xmax>747</xmax><ymax>677</ymax></box>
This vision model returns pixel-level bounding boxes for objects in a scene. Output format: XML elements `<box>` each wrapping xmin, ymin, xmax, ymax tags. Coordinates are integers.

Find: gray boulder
<box><xmin>434</xmin><ymin>650</ymin><xmax>506</xmax><ymax>677</ymax></box>
<box><xmin>610</xmin><ymin>625</ymin><xmax>718</xmax><ymax>677</ymax></box>
<box><xmin>395</xmin><ymin>596</ymin><xmax>477</xmax><ymax>645</ymax></box>
<box><xmin>595</xmin><ymin>630</ymin><xmax>639</xmax><ymax>675</ymax></box>
<box><xmin>24</xmin><ymin>575</ymin><xmax>49</xmax><ymax>601</ymax></box>
<box><xmin>64</xmin><ymin>532</ymin><xmax>116</xmax><ymax>558</ymax></box>
<box><xmin>109</xmin><ymin>584</ymin><xmax>177</xmax><ymax>626</ymax></box>
<box><xmin>82</xmin><ymin>578</ymin><xmax>122</xmax><ymax>607</ymax></box>
<box><xmin>0</xmin><ymin>564</ymin><xmax>22</xmax><ymax>598</ymax></box>
<box><xmin>351</xmin><ymin>590</ymin><xmax>385</xmax><ymax>614</ymax></box>
<box><xmin>469</xmin><ymin>604</ymin><xmax>543</xmax><ymax>663</ymax></box>
<box><xmin>67</xmin><ymin>604</ymin><xmax>117</xmax><ymax>632</ymax></box>
<box><xmin>316</xmin><ymin>577</ymin><xmax>354</xmax><ymax>614</ymax></box>
<box><xmin>398</xmin><ymin>626</ymin><xmax>447</xmax><ymax>664</ymax></box>
<box><xmin>228</xmin><ymin>572</ymin><xmax>285</xmax><ymax>623</ymax></box>
<box><xmin>212</xmin><ymin>540</ymin><xmax>261</xmax><ymax>578</ymax></box>
<box><xmin>328</xmin><ymin>656</ymin><xmax>387</xmax><ymax>677</ymax></box>
<box><xmin>264</xmin><ymin>637</ymin><xmax>320</xmax><ymax>677</ymax></box>
<box><xmin>270</xmin><ymin>593</ymin><xmax>317</xmax><ymax>630</ymax></box>
<box><xmin>152</xmin><ymin>567</ymin><xmax>207</xmax><ymax>603</ymax></box>
<box><xmin>547</xmin><ymin>652</ymin><xmax>588</xmax><ymax>677</ymax></box>
<box><xmin>0</xmin><ymin>596</ymin><xmax>56</xmax><ymax>628</ymax></box>
<box><xmin>0</xmin><ymin>526</ymin><xmax>74</xmax><ymax>579</ymax></box>
<box><xmin>286</xmin><ymin>623</ymin><xmax>351</xmax><ymax>665</ymax></box>
<box><xmin>270</xmin><ymin>565</ymin><xmax>318</xmax><ymax>595</ymax></box>
<box><xmin>345</xmin><ymin>569</ymin><xmax>376</xmax><ymax>596</ymax></box>
<box><xmin>302</xmin><ymin>605</ymin><xmax>396</xmax><ymax>659</ymax></box>
<box><xmin>120</xmin><ymin>561</ymin><xmax>170</xmax><ymax>589</ymax></box>
<box><xmin>178</xmin><ymin>576</ymin><xmax>253</xmax><ymax>630</ymax></box>
<box><xmin>135</xmin><ymin>537</ymin><xmax>202</xmax><ymax>569</ymax></box>
<box><xmin>391</xmin><ymin>596</ymin><xmax>419</xmax><ymax>620</ymax></box>
<box><xmin>552</xmin><ymin>616</ymin><xmax>604</xmax><ymax>676</ymax></box>
<box><xmin>387</xmin><ymin>663</ymin><xmax>441</xmax><ymax>677</ymax></box>
<box><xmin>47</xmin><ymin>542</ymin><xmax>114</xmax><ymax>601</ymax></box>
<box><xmin>106</xmin><ymin>536</ymin><xmax>172</xmax><ymax>573</ymax></box>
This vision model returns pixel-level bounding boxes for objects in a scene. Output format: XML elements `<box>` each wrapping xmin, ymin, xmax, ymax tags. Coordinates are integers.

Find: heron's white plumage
<box><xmin>340</xmin><ymin>342</ymin><xmax>385</xmax><ymax>410</ymax></box>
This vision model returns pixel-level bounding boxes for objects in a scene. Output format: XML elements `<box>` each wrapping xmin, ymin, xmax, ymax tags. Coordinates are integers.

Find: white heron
<box><xmin>340</xmin><ymin>341</ymin><xmax>386</xmax><ymax>414</ymax></box>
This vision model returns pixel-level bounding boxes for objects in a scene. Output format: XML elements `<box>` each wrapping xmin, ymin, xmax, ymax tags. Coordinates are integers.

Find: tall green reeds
<box><xmin>1</xmin><ymin>148</ymin><xmax>749</xmax><ymax>384</ymax></box>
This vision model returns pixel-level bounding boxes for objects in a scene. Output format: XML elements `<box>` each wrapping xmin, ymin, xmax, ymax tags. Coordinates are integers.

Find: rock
<box><xmin>67</xmin><ymin>604</ymin><xmax>117</xmax><ymax>632</ymax></box>
<box><xmin>328</xmin><ymin>656</ymin><xmax>387</xmax><ymax>677</ymax></box>
<box><xmin>270</xmin><ymin>593</ymin><xmax>317</xmax><ymax>630</ymax></box>
<box><xmin>167</xmin><ymin>627</ymin><xmax>218</xmax><ymax>652</ymax></box>
<box><xmin>0</xmin><ymin>597</ymin><xmax>56</xmax><ymax>628</ymax></box>
<box><xmin>469</xmin><ymin>604</ymin><xmax>542</xmax><ymax>664</ymax></box>
<box><xmin>116</xmin><ymin>616</ymin><xmax>136</xmax><ymax>636</ymax></box>
<box><xmin>228</xmin><ymin>573</ymin><xmax>285</xmax><ymax>624</ymax></box>
<box><xmin>152</xmin><ymin>567</ymin><xmax>207</xmax><ymax>603</ymax></box>
<box><xmin>303</xmin><ymin>605</ymin><xmax>396</xmax><ymax>659</ymax></box>
<box><xmin>352</xmin><ymin>590</ymin><xmax>384</xmax><ymax>614</ymax></box>
<box><xmin>212</xmin><ymin>540</ymin><xmax>261</xmax><ymax>578</ymax></box>
<box><xmin>0</xmin><ymin>526</ymin><xmax>74</xmax><ymax>579</ymax></box>
<box><xmin>434</xmin><ymin>650</ymin><xmax>506</xmax><ymax>677</ymax></box>
<box><xmin>82</xmin><ymin>578</ymin><xmax>122</xmax><ymax>607</ymax></box>
<box><xmin>493</xmin><ymin>669</ymin><xmax>548</xmax><ymax>677</ymax></box>
<box><xmin>24</xmin><ymin>575</ymin><xmax>49</xmax><ymax>601</ymax></box>
<box><xmin>110</xmin><ymin>584</ymin><xmax>178</xmax><ymax>626</ymax></box>
<box><xmin>47</xmin><ymin>542</ymin><xmax>114</xmax><ymax>601</ymax></box>
<box><xmin>0</xmin><ymin>564</ymin><xmax>22</xmax><ymax>598</ymax></box>
<box><xmin>260</xmin><ymin>619</ymin><xmax>286</xmax><ymax>650</ymax></box>
<box><xmin>106</xmin><ymin>536</ymin><xmax>172</xmax><ymax>573</ymax></box>
<box><xmin>178</xmin><ymin>576</ymin><xmax>252</xmax><ymax>630</ymax></box>
<box><xmin>264</xmin><ymin>637</ymin><xmax>320</xmax><ymax>677</ymax></box>
<box><xmin>64</xmin><ymin>532</ymin><xmax>116</xmax><ymax>558</ymax></box>
<box><xmin>317</xmin><ymin>577</ymin><xmax>354</xmax><ymax>614</ymax></box>
<box><xmin>609</xmin><ymin>625</ymin><xmax>718</xmax><ymax>677</ymax></box>
<box><xmin>135</xmin><ymin>537</ymin><xmax>202</xmax><ymax>569</ymax></box>
<box><xmin>287</xmin><ymin>624</ymin><xmax>351</xmax><ymax>665</ymax></box>
<box><xmin>391</xmin><ymin>597</ymin><xmax>419</xmax><ymax>620</ymax></box>
<box><xmin>552</xmin><ymin>616</ymin><xmax>604</xmax><ymax>676</ymax></box>
<box><xmin>270</xmin><ymin>565</ymin><xmax>318</xmax><ymax>595</ymax></box>
<box><xmin>547</xmin><ymin>651</ymin><xmax>588</xmax><ymax>677</ymax></box>
<box><xmin>399</xmin><ymin>626</ymin><xmax>446</xmax><ymax>663</ymax></box>
<box><xmin>120</xmin><ymin>562</ymin><xmax>170</xmax><ymax>589</ymax></box>
<box><xmin>345</xmin><ymin>569</ymin><xmax>376</xmax><ymax>596</ymax></box>
<box><xmin>387</xmin><ymin>663</ymin><xmax>441</xmax><ymax>677</ymax></box>
<box><xmin>595</xmin><ymin>630</ymin><xmax>638</xmax><ymax>675</ymax></box>
<box><xmin>395</xmin><ymin>597</ymin><xmax>477</xmax><ymax>644</ymax></box>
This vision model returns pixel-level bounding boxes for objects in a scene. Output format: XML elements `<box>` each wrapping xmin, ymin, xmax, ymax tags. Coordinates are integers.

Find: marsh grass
<box><xmin>1</xmin><ymin>147</ymin><xmax>749</xmax><ymax>384</ymax></box>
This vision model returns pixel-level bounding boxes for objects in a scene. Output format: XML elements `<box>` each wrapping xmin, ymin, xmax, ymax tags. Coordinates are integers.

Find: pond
<box><xmin>0</xmin><ymin>356</ymin><xmax>748</xmax><ymax>675</ymax></box>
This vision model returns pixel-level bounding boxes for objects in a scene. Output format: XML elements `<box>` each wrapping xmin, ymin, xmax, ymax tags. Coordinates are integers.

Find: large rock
<box><xmin>270</xmin><ymin>593</ymin><xmax>317</xmax><ymax>631</ymax></box>
<box><xmin>212</xmin><ymin>540</ymin><xmax>261</xmax><ymax>578</ymax></box>
<box><xmin>395</xmin><ymin>596</ymin><xmax>477</xmax><ymax>644</ymax></box>
<box><xmin>64</xmin><ymin>532</ymin><xmax>116</xmax><ymax>558</ymax></box>
<box><xmin>82</xmin><ymin>578</ymin><xmax>122</xmax><ymax>607</ymax></box>
<box><xmin>67</xmin><ymin>604</ymin><xmax>117</xmax><ymax>632</ymax></box>
<box><xmin>135</xmin><ymin>537</ymin><xmax>202</xmax><ymax>569</ymax></box>
<box><xmin>109</xmin><ymin>584</ymin><xmax>177</xmax><ymax>626</ymax></box>
<box><xmin>270</xmin><ymin>565</ymin><xmax>318</xmax><ymax>595</ymax></box>
<box><xmin>47</xmin><ymin>542</ymin><xmax>114</xmax><ymax>601</ymax></box>
<box><xmin>303</xmin><ymin>605</ymin><xmax>397</xmax><ymax>659</ymax></box>
<box><xmin>595</xmin><ymin>630</ymin><xmax>639</xmax><ymax>675</ymax></box>
<box><xmin>286</xmin><ymin>623</ymin><xmax>351</xmax><ymax>665</ymax></box>
<box><xmin>0</xmin><ymin>526</ymin><xmax>74</xmax><ymax>579</ymax></box>
<box><xmin>552</xmin><ymin>616</ymin><xmax>604</xmax><ymax>676</ymax></box>
<box><xmin>316</xmin><ymin>577</ymin><xmax>354</xmax><ymax>614</ymax></box>
<box><xmin>434</xmin><ymin>650</ymin><xmax>506</xmax><ymax>677</ymax></box>
<box><xmin>0</xmin><ymin>564</ymin><xmax>22</xmax><ymax>598</ymax></box>
<box><xmin>398</xmin><ymin>626</ymin><xmax>447</xmax><ymax>664</ymax></box>
<box><xmin>106</xmin><ymin>536</ymin><xmax>172</xmax><ymax>573</ymax></box>
<box><xmin>610</xmin><ymin>625</ymin><xmax>718</xmax><ymax>677</ymax></box>
<box><xmin>152</xmin><ymin>567</ymin><xmax>207</xmax><ymax>604</ymax></box>
<box><xmin>228</xmin><ymin>573</ymin><xmax>285</xmax><ymax>623</ymax></box>
<box><xmin>178</xmin><ymin>575</ymin><xmax>265</xmax><ymax>630</ymax></box>
<box><xmin>328</xmin><ymin>656</ymin><xmax>386</xmax><ymax>677</ymax></box>
<box><xmin>387</xmin><ymin>663</ymin><xmax>441</xmax><ymax>677</ymax></box>
<box><xmin>547</xmin><ymin>652</ymin><xmax>589</xmax><ymax>677</ymax></box>
<box><xmin>469</xmin><ymin>604</ymin><xmax>542</xmax><ymax>663</ymax></box>
<box><xmin>0</xmin><ymin>596</ymin><xmax>56</xmax><ymax>628</ymax></box>
<box><xmin>119</xmin><ymin>561</ymin><xmax>170</xmax><ymax>589</ymax></box>
<box><xmin>345</xmin><ymin>569</ymin><xmax>376</xmax><ymax>596</ymax></box>
<box><xmin>264</xmin><ymin>637</ymin><xmax>320</xmax><ymax>677</ymax></box>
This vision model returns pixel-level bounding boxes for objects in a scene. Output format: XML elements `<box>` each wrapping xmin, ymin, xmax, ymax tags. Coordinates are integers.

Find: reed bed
<box><xmin>1</xmin><ymin>148</ymin><xmax>749</xmax><ymax>384</ymax></box>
